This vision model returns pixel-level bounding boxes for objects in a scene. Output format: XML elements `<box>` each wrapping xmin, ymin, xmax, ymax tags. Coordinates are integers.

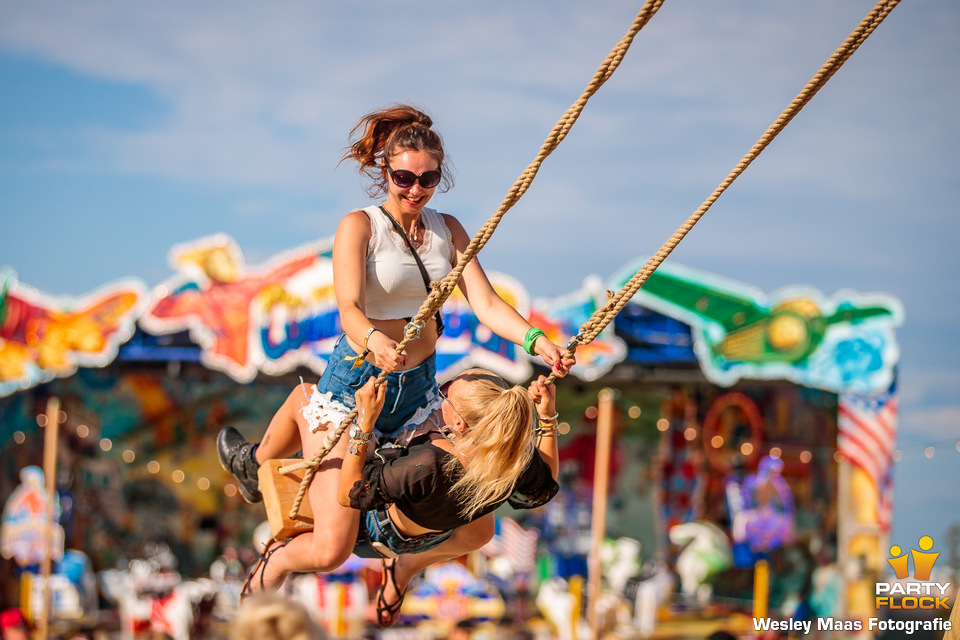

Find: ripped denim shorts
<box><xmin>301</xmin><ymin>334</ymin><xmax>441</xmax><ymax>439</ymax></box>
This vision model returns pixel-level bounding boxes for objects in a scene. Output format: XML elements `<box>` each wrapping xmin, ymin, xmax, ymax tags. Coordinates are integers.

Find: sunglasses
<box><xmin>385</xmin><ymin>159</ymin><xmax>442</xmax><ymax>190</ymax></box>
<box><xmin>438</xmin><ymin>386</ymin><xmax>469</xmax><ymax>428</ymax></box>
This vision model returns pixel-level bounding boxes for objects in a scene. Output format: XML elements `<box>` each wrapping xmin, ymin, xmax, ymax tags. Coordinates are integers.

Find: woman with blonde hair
<box><xmin>240</xmin><ymin>370</ymin><xmax>560</xmax><ymax>628</ymax></box>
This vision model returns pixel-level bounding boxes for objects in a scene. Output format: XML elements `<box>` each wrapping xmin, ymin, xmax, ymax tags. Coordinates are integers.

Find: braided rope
<box><xmin>543</xmin><ymin>0</ymin><xmax>900</xmax><ymax>386</ymax></box>
<box><xmin>278</xmin><ymin>0</ymin><xmax>666</xmax><ymax>521</ymax></box>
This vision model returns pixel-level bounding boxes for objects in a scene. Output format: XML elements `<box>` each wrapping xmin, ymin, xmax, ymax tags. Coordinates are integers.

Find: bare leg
<box><xmin>255</xmin><ymin>384</ymin><xmax>313</xmax><ymax>463</ymax></box>
<box><xmin>378</xmin><ymin>512</ymin><xmax>495</xmax><ymax>621</ymax></box>
<box><xmin>248</xmin><ymin>387</ymin><xmax>363</xmax><ymax>590</ymax></box>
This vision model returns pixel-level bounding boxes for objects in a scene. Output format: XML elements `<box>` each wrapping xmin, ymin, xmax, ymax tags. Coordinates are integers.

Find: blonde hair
<box><xmin>443</xmin><ymin>369</ymin><xmax>536</xmax><ymax>520</ymax></box>
<box><xmin>231</xmin><ymin>593</ymin><xmax>326</xmax><ymax>640</ymax></box>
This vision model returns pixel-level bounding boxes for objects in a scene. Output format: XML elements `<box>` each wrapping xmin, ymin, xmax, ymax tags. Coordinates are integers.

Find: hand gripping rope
<box><xmin>276</xmin><ymin>0</ymin><xmax>899</xmax><ymax>525</ymax></box>
<box><xmin>277</xmin><ymin>0</ymin><xmax>667</xmax><ymax>523</ymax></box>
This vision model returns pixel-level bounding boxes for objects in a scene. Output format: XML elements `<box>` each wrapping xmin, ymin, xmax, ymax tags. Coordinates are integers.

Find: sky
<box><xmin>1</xmin><ymin>1</ymin><xmax>958</xmax><ymax>558</ymax></box>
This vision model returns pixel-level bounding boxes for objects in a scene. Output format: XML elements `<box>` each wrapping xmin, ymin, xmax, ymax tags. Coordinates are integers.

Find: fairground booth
<box><xmin>0</xmin><ymin>233</ymin><xmax>902</xmax><ymax>632</ymax></box>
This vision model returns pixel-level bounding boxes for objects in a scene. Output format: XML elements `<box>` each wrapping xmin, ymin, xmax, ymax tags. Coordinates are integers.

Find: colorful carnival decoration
<box><xmin>0</xmin><ymin>466</ymin><xmax>64</xmax><ymax>567</ymax></box>
<box><xmin>141</xmin><ymin>233</ymin><xmax>623</xmax><ymax>385</ymax></box>
<box><xmin>139</xmin><ymin>234</ymin><xmax>331</xmax><ymax>383</ymax></box>
<box><xmin>0</xmin><ymin>272</ymin><xmax>146</xmax><ymax>397</ymax></box>
<box><xmin>20</xmin><ymin>550</ymin><xmax>99</xmax><ymax>623</ymax></box>
<box><xmin>611</xmin><ymin>263</ymin><xmax>903</xmax><ymax>395</ymax></box>
<box><xmin>526</xmin><ymin>275</ymin><xmax>626</xmax><ymax>381</ymax></box>
<box><xmin>702</xmin><ymin>391</ymin><xmax>764</xmax><ymax>474</ymax></box>
<box><xmin>668</xmin><ymin>521</ymin><xmax>733</xmax><ymax>603</ymax></box>
<box><xmin>728</xmin><ymin>456</ymin><xmax>796</xmax><ymax>560</ymax></box>
<box><xmin>403</xmin><ymin>561</ymin><xmax>505</xmax><ymax>626</ymax></box>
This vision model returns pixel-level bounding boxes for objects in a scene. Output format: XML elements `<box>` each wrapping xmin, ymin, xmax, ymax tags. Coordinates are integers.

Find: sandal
<box><xmin>241</xmin><ymin>538</ymin><xmax>287</xmax><ymax>600</ymax></box>
<box><xmin>376</xmin><ymin>558</ymin><xmax>407</xmax><ymax>628</ymax></box>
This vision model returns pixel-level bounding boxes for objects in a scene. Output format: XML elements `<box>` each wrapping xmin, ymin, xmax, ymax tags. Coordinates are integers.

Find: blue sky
<box><xmin>1</xmin><ymin>1</ymin><xmax>958</xmax><ymax>554</ymax></box>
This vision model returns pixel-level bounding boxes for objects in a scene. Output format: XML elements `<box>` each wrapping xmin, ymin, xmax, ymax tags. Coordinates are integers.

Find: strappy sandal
<box><xmin>240</xmin><ymin>538</ymin><xmax>287</xmax><ymax>600</ymax></box>
<box><xmin>376</xmin><ymin>557</ymin><xmax>407</xmax><ymax>628</ymax></box>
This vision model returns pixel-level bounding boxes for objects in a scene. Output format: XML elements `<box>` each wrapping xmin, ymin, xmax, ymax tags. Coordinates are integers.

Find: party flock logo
<box><xmin>876</xmin><ymin>535</ymin><xmax>951</xmax><ymax>610</ymax></box>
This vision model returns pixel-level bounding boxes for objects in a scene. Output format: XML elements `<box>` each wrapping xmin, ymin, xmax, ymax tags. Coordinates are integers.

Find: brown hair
<box><xmin>442</xmin><ymin>369</ymin><xmax>536</xmax><ymax>520</ymax></box>
<box><xmin>341</xmin><ymin>104</ymin><xmax>453</xmax><ymax>197</ymax></box>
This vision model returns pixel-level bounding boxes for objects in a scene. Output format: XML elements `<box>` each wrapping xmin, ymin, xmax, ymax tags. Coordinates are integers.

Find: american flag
<box><xmin>481</xmin><ymin>517</ymin><xmax>540</xmax><ymax>575</ymax></box>
<box><xmin>837</xmin><ymin>379</ymin><xmax>897</xmax><ymax>531</ymax></box>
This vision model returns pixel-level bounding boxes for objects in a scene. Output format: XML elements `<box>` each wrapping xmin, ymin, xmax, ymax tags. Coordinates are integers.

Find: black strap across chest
<box><xmin>377</xmin><ymin>206</ymin><xmax>445</xmax><ymax>336</ymax></box>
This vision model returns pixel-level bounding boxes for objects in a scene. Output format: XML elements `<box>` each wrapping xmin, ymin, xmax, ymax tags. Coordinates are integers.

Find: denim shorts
<box><xmin>353</xmin><ymin>509</ymin><xmax>456</xmax><ymax>559</ymax></box>
<box><xmin>301</xmin><ymin>334</ymin><xmax>441</xmax><ymax>439</ymax></box>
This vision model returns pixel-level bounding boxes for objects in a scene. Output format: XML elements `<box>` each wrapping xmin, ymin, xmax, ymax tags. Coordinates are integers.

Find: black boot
<box><xmin>217</xmin><ymin>426</ymin><xmax>262</xmax><ymax>503</ymax></box>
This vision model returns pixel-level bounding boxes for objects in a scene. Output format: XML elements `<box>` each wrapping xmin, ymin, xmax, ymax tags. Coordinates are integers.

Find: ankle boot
<box><xmin>217</xmin><ymin>426</ymin><xmax>262</xmax><ymax>503</ymax></box>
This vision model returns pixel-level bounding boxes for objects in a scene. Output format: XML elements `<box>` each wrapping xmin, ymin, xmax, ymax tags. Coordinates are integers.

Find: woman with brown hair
<box><xmin>220</xmin><ymin>103</ymin><xmax>571</xmax><ymax>499</ymax></box>
<box><xmin>219</xmin><ymin>103</ymin><xmax>570</xmax><ymax>625</ymax></box>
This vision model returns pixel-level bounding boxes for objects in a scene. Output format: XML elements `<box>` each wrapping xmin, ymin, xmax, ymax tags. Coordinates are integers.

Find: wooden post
<box><xmin>753</xmin><ymin>559</ymin><xmax>769</xmax><ymax>619</ymax></box>
<box><xmin>587</xmin><ymin>389</ymin><xmax>615</xmax><ymax>640</ymax></box>
<box><xmin>38</xmin><ymin>397</ymin><xmax>60</xmax><ymax>640</ymax></box>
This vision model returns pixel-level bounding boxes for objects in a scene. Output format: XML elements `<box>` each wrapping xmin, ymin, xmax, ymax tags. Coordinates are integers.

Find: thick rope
<box><xmin>279</xmin><ymin>0</ymin><xmax>666</xmax><ymax>520</ymax></box>
<box><xmin>543</xmin><ymin>0</ymin><xmax>900</xmax><ymax>386</ymax></box>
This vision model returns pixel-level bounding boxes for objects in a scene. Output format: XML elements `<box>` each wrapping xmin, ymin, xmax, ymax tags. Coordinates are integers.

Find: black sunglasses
<box><xmin>385</xmin><ymin>159</ymin><xmax>442</xmax><ymax>190</ymax></box>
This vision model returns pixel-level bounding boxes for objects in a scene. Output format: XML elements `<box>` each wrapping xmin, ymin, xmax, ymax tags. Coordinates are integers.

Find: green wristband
<box><xmin>523</xmin><ymin>328</ymin><xmax>546</xmax><ymax>356</ymax></box>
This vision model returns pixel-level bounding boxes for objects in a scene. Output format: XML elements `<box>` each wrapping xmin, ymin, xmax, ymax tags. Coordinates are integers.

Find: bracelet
<box><xmin>523</xmin><ymin>328</ymin><xmax>547</xmax><ymax>356</ymax></box>
<box><xmin>347</xmin><ymin>438</ymin><xmax>369</xmax><ymax>455</ymax></box>
<box><xmin>538</xmin><ymin>412</ymin><xmax>560</xmax><ymax>425</ymax></box>
<box><xmin>535</xmin><ymin>425</ymin><xmax>559</xmax><ymax>437</ymax></box>
<box><xmin>344</xmin><ymin>327</ymin><xmax>381</xmax><ymax>370</ymax></box>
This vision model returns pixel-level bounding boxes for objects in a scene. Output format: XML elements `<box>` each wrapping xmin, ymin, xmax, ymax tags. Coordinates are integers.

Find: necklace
<box><xmin>406</xmin><ymin>221</ymin><xmax>424</xmax><ymax>250</ymax></box>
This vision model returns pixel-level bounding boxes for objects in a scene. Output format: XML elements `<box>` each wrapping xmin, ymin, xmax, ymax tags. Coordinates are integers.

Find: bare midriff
<box><xmin>344</xmin><ymin>316</ymin><xmax>441</xmax><ymax>371</ymax></box>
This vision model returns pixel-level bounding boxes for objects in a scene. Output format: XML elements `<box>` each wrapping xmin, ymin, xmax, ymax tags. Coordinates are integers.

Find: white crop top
<box><xmin>360</xmin><ymin>205</ymin><xmax>456</xmax><ymax>320</ymax></box>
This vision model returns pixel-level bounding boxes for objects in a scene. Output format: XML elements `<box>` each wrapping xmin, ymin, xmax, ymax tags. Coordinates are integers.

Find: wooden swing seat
<box><xmin>259</xmin><ymin>459</ymin><xmax>315</xmax><ymax>540</ymax></box>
